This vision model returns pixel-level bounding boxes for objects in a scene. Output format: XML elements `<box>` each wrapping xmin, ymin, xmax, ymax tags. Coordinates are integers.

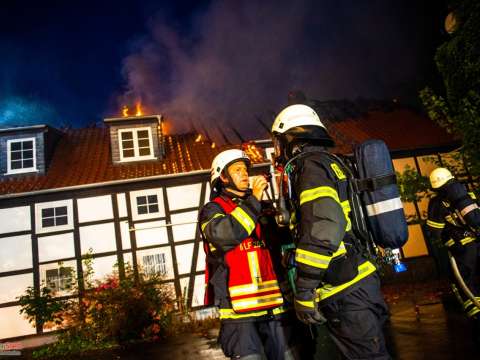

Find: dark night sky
<box><xmin>1</xmin><ymin>0</ymin><xmax>447</xmax><ymax>134</ymax></box>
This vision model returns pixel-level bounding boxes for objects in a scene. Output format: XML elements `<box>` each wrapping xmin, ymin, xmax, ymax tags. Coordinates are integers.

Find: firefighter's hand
<box><xmin>294</xmin><ymin>288</ymin><xmax>327</xmax><ymax>325</ymax></box>
<box><xmin>251</xmin><ymin>176</ymin><xmax>268</xmax><ymax>201</ymax></box>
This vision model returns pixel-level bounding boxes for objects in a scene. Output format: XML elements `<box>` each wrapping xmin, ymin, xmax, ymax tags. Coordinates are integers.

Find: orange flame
<box><xmin>122</xmin><ymin>105</ymin><xmax>129</xmax><ymax>117</ymax></box>
<box><xmin>135</xmin><ymin>102</ymin><xmax>143</xmax><ymax>116</ymax></box>
<box><xmin>195</xmin><ymin>134</ymin><xmax>203</xmax><ymax>142</ymax></box>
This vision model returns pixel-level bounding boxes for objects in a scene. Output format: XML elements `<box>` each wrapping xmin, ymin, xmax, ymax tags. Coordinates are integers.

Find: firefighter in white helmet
<box><xmin>271</xmin><ymin>104</ymin><xmax>391</xmax><ymax>359</ymax></box>
<box><xmin>198</xmin><ymin>149</ymin><xmax>300</xmax><ymax>360</ymax></box>
<box><xmin>426</xmin><ymin>167</ymin><xmax>480</xmax><ymax>342</ymax></box>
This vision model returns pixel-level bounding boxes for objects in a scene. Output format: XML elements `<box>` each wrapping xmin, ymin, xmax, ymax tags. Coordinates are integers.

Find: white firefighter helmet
<box><xmin>271</xmin><ymin>104</ymin><xmax>334</xmax><ymax>165</ymax></box>
<box><xmin>272</xmin><ymin>104</ymin><xmax>327</xmax><ymax>135</ymax></box>
<box><xmin>210</xmin><ymin>149</ymin><xmax>250</xmax><ymax>186</ymax></box>
<box><xmin>429</xmin><ymin>167</ymin><xmax>454</xmax><ymax>189</ymax></box>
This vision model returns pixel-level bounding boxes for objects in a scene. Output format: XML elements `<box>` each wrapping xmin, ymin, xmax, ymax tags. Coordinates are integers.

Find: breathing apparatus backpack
<box><xmin>276</xmin><ymin>139</ymin><xmax>409</xmax><ymax>274</ymax></box>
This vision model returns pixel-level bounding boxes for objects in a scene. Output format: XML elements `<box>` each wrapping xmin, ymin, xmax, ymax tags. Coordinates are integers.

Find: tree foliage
<box><xmin>420</xmin><ymin>0</ymin><xmax>480</xmax><ymax>175</ymax></box>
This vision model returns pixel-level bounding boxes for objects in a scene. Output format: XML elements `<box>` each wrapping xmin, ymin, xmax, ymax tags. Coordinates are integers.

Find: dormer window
<box><xmin>118</xmin><ymin>127</ymin><xmax>155</xmax><ymax>162</ymax></box>
<box><xmin>7</xmin><ymin>138</ymin><xmax>37</xmax><ymax>174</ymax></box>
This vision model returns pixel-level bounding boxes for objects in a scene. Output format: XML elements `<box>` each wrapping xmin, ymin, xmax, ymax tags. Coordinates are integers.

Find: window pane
<box><xmin>55</xmin><ymin>216</ymin><xmax>68</xmax><ymax>226</ymax></box>
<box><xmin>10</xmin><ymin>142</ymin><xmax>21</xmax><ymax>151</ymax></box>
<box><xmin>42</xmin><ymin>218</ymin><xmax>55</xmax><ymax>227</ymax></box>
<box><xmin>55</xmin><ymin>206</ymin><xmax>68</xmax><ymax>216</ymax></box>
<box><xmin>138</xmin><ymin>139</ymin><xmax>150</xmax><ymax>148</ymax></box>
<box><xmin>122</xmin><ymin>140</ymin><xmax>134</xmax><ymax>149</ymax></box>
<box><xmin>23</xmin><ymin>159</ymin><xmax>33</xmax><ymax>168</ymax></box>
<box><xmin>11</xmin><ymin>160</ymin><xmax>22</xmax><ymax>169</ymax></box>
<box><xmin>137</xmin><ymin>130</ymin><xmax>148</xmax><ymax>139</ymax></box>
<box><xmin>137</xmin><ymin>196</ymin><xmax>147</xmax><ymax>205</ymax></box>
<box><xmin>139</xmin><ymin>148</ymin><xmax>151</xmax><ymax>156</ymax></box>
<box><xmin>22</xmin><ymin>141</ymin><xmax>33</xmax><ymax>150</ymax></box>
<box><xmin>23</xmin><ymin>150</ymin><xmax>33</xmax><ymax>159</ymax></box>
<box><xmin>147</xmin><ymin>195</ymin><xmax>157</xmax><ymax>204</ymax></box>
<box><xmin>123</xmin><ymin>149</ymin><xmax>134</xmax><ymax>158</ymax></box>
<box><xmin>121</xmin><ymin>132</ymin><xmax>133</xmax><ymax>140</ymax></box>
<box><xmin>46</xmin><ymin>269</ymin><xmax>59</xmax><ymax>278</ymax></box>
<box><xmin>11</xmin><ymin>151</ymin><xmax>21</xmax><ymax>160</ymax></box>
<box><xmin>149</xmin><ymin>204</ymin><xmax>159</xmax><ymax>213</ymax></box>
<box><xmin>137</xmin><ymin>205</ymin><xmax>148</xmax><ymax>215</ymax></box>
<box><xmin>42</xmin><ymin>208</ymin><xmax>55</xmax><ymax>218</ymax></box>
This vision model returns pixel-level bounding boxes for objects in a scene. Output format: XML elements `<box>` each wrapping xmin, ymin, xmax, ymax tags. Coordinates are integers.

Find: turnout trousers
<box><xmin>218</xmin><ymin>316</ymin><xmax>299</xmax><ymax>360</ymax></box>
<box><xmin>321</xmin><ymin>274</ymin><xmax>391</xmax><ymax>360</ymax></box>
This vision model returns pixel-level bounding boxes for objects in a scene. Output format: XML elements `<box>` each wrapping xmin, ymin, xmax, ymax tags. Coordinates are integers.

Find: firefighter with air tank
<box><xmin>426</xmin><ymin>167</ymin><xmax>480</xmax><ymax>342</ymax></box>
<box><xmin>269</xmin><ymin>104</ymin><xmax>392</xmax><ymax>359</ymax></box>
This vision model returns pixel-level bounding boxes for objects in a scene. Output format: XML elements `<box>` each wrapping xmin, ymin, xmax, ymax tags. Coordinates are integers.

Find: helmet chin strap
<box><xmin>223</xmin><ymin>172</ymin><xmax>247</xmax><ymax>194</ymax></box>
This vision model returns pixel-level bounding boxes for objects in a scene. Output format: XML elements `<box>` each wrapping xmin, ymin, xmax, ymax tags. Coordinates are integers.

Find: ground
<box><xmin>10</xmin><ymin>280</ymin><xmax>478</xmax><ymax>359</ymax></box>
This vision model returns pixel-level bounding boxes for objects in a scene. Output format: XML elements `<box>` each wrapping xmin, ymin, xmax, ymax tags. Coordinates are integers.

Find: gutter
<box><xmin>0</xmin><ymin>162</ymin><xmax>271</xmax><ymax>200</ymax></box>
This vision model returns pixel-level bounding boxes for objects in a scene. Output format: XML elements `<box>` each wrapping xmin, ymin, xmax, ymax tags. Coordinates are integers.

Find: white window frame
<box><xmin>136</xmin><ymin>194</ymin><xmax>160</xmax><ymax>215</ymax></box>
<box><xmin>6</xmin><ymin>137</ymin><xmax>38</xmax><ymax>174</ymax></box>
<box><xmin>35</xmin><ymin>200</ymin><xmax>74</xmax><ymax>234</ymax></box>
<box><xmin>118</xmin><ymin>127</ymin><xmax>156</xmax><ymax>162</ymax></box>
<box><xmin>44</xmin><ymin>266</ymin><xmax>74</xmax><ymax>293</ymax></box>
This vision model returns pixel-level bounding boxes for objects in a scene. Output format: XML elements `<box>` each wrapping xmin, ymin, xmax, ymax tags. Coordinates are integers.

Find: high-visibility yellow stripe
<box><xmin>445</xmin><ymin>239</ymin><xmax>455</xmax><ymax>247</ymax></box>
<box><xmin>229</xmin><ymin>281</ymin><xmax>280</xmax><ymax>297</ymax></box>
<box><xmin>467</xmin><ymin>307</ymin><xmax>480</xmax><ymax>318</ymax></box>
<box><xmin>332</xmin><ymin>242</ymin><xmax>347</xmax><ymax>257</ymax></box>
<box><xmin>341</xmin><ymin>200</ymin><xmax>352</xmax><ymax>231</ymax></box>
<box><xmin>231</xmin><ymin>294</ymin><xmax>284</xmax><ymax>311</ymax></box>
<box><xmin>230</xmin><ymin>207</ymin><xmax>256</xmax><ymax>234</ymax></box>
<box><xmin>295</xmin><ymin>299</ymin><xmax>315</xmax><ymax>308</ymax></box>
<box><xmin>468</xmin><ymin>192</ymin><xmax>477</xmax><ymax>200</ymax></box>
<box><xmin>229</xmin><ymin>279</ymin><xmax>278</xmax><ymax>291</ymax></box>
<box><xmin>316</xmin><ymin>261</ymin><xmax>376</xmax><ymax>301</ymax></box>
<box><xmin>426</xmin><ymin>219</ymin><xmax>445</xmax><ymax>229</ymax></box>
<box><xmin>219</xmin><ymin>306</ymin><xmax>288</xmax><ymax>319</ymax></box>
<box><xmin>300</xmin><ymin>186</ymin><xmax>339</xmax><ymax>206</ymax></box>
<box><xmin>201</xmin><ymin>213</ymin><xmax>225</xmax><ymax>232</ymax></box>
<box><xmin>460</xmin><ymin>237</ymin><xmax>475</xmax><ymax>246</ymax></box>
<box><xmin>295</xmin><ymin>248</ymin><xmax>331</xmax><ymax>269</ymax></box>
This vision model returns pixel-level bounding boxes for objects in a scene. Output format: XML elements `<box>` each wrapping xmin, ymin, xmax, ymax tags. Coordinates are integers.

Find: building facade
<box><xmin>0</xmin><ymin>106</ymin><xmax>463</xmax><ymax>340</ymax></box>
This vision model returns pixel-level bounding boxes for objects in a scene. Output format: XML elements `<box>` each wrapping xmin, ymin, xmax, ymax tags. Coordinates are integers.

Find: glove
<box><xmin>294</xmin><ymin>288</ymin><xmax>327</xmax><ymax>325</ymax></box>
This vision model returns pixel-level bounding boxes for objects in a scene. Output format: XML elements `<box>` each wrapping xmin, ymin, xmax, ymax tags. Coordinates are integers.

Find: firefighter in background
<box><xmin>426</xmin><ymin>167</ymin><xmax>480</xmax><ymax>340</ymax></box>
<box><xmin>199</xmin><ymin>149</ymin><xmax>299</xmax><ymax>360</ymax></box>
<box><xmin>270</xmin><ymin>104</ymin><xmax>391</xmax><ymax>359</ymax></box>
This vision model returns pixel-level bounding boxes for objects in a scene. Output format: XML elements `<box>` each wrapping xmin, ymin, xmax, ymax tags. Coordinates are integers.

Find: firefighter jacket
<box><xmin>426</xmin><ymin>191</ymin><xmax>479</xmax><ymax>251</ymax></box>
<box><xmin>289</xmin><ymin>147</ymin><xmax>377</xmax><ymax>306</ymax></box>
<box><xmin>199</xmin><ymin>189</ymin><xmax>288</xmax><ymax>321</ymax></box>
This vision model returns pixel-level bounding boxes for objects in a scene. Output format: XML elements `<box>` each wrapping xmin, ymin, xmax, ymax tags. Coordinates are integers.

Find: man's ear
<box><xmin>219</xmin><ymin>171</ymin><xmax>229</xmax><ymax>184</ymax></box>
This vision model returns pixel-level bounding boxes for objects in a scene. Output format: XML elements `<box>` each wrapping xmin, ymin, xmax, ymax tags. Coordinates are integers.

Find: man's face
<box><xmin>224</xmin><ymin>161</ymin><xmax>249</xmax><ymax>191</ymax></box>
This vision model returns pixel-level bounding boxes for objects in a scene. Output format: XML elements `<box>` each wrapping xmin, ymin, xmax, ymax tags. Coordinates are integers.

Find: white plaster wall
<box><xmin>175</xmin><ymin>243</ymin><xmax>194</xmax><ymax>275</ymax></box>
<box><xmin>120</xmin><ymin>221</ymin><xmax>131</xmax><ymax>250</ymax></box>
<box><xmin>79</xmin><ymin>222</ymin><xmax>116</xmax><ymax>255</ymax></box>
<box><xmin>192</xmin><ymin>274</ymin><xmax>206</xmax><ymax>307</ymax></box>
<box><xmin>134</xmin><ymin>220</ymin><xmax>168</xmax><ymax>248</ymax></box>
<box><xmin>167</xmin><ymin>183</ymin><xmax>202</xmax><ymax>210</ymax></box>
<box><xmin>129</xmin><ymin>188</ymin><xmax>165</xmax><ymax>221</ymax></box>
<box><xmin>83</xmin><ymin>255</ymin><xmax>119</xmax><ymax>286</ymax></box>
<box><xmin>170</xmin><ymin>211</ymin><xmax>197</xmax><ymax>242</ymax></box>
<box><xmin>136</xmin><ymin>247</ymin><xmax>173</xmax><ymax>280</ymax></box>
<box><xmin>204</xmin><ymin>182</ymin><xmax>211</xmax><ymax>204</ymax></box>
<box><xmin>0</xmin><ymin>306</ymin><xmax>36</xmax><ymax>339</ymax></box>
<box><xmin>38</xmin><ymin>232</ymin><xmax>75</xmax><ymax>263</ymax></box>
<box><xmin>196</xmin><ymin>247</ymin><xmax>206</xmax><ymax>272</ymax></box>
<box><xmin>0</xmin><ymin>206</ymin><xmax>30</xmax><ymax>234</ymax></box>
<box><xmin>77</xmin><ymin>195</ymin><xmax>113</xmax><ymax>223</ymax></box>
<box><xmin>0</xmin><ymin>273</ymin><xmax>33</xmax><ymax>303</ymax></box>
<box><xmin>116</xmin><ymin>193</ymin><xmax>128</xmax><ymax>218</ymax></box>
<box><xmin>0</xmin><ymin>235</ymin><xmax>32</xmax><ymax>272</ymax></box>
